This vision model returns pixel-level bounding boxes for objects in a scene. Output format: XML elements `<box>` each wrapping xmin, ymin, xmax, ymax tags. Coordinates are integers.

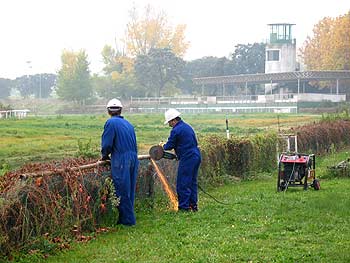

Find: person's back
<box><xmin>162</xmin><ymin>109</ymin><xmax>201</xmax><ymax>212</ymax></box>
<box><xmin>165</xmin><ymin>120</ymin><xmax>200</xmax><ymax>160</ymax></box>
<box><xmin>102</xmin><ymin>116</ymin><xmax>137</xmax><ymax>158</ymax></box>
<box><xmin>101</xmin><ymin>99</ymin><xmax>139</xmax><ymax>225</ymax></box>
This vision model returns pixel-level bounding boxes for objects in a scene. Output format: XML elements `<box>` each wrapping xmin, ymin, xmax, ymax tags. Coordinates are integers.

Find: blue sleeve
<box><xmin>163</xmin><ymin>128</ymin><xmax>177</xmax><ymax>151</ymax></box>
<box><xmin>101</xmin><ymin>120</ymin><xmax>114</xmax><ymax>158</ymax></box>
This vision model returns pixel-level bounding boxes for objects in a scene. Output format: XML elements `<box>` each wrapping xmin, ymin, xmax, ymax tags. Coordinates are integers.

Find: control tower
<box><xmin>265</xmin><ymin>23</ymin><xmax>296</xmax><ymax>73</ymax></box>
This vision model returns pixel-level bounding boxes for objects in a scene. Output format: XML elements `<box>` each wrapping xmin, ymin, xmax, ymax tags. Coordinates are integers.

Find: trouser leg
<box><xmin>189</xmin><ymin>155</ymin><xmax>201</xmax><ymax>211</ymax></box>
<box><xmin>177</xmin><ymin>156</ymin><xmax>200</xmax><ymax>211</ymax></box>
<box><xmin>177</xmin><ymin>160</ymin><xmax>191</xmax><ymax>210</ymax></box>
<box><xmin>112</xmin><ymin>164</ymin><xmax>136</xmax><ymax>226</ymax></box>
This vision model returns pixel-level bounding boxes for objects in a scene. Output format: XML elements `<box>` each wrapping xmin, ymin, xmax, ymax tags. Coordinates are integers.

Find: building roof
<box><xmin>192</xmin><ymin>70</ymin><xmax>350</xmax><ymax>85</ymax></box>
<box><xmin>267</xmin><ymin>23</ymin><xmax>296</xmax><ymax>26</ymax></box>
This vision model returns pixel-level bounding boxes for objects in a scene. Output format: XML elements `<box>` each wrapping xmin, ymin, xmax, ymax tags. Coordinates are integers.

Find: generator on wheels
<box><xmin>277</xmin><ymin>153</ymin><xmax>320</xmax><ymax>191</ymax></box>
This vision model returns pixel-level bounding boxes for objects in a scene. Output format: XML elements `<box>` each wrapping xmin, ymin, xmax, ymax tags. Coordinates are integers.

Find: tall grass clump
<box><xmin>296</xmin><ymin>119</ymin><xmax>350</xmax><ymax>154</ymax></box>
<box><xmin>198</xmin><ymin>132</ymin><xmax>279</xmax><ymax>185</ymax></box>
<box><xmin>321</xmin><ymin>109</ymin><xmax>350</xmax><ymax>121</ymax></box>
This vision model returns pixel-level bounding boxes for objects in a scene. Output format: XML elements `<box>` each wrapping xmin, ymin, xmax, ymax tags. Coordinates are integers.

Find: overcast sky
<box><xmin>0</xmin><ymin>0</ymin><xmax>348</xmax><ymax>79</ymax></box>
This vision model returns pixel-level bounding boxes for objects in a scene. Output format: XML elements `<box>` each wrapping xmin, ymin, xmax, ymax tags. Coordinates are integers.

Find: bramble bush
<box><xmin>0</xmin><ymin>158</ymin><xmax>116</xmax><ymax>257</ymax></box>
<box><xmin>198</xmin><ymin>118</ymin><xmax>350</xmax><ymax>185</ymax></box>
<box><xmin>296</xmin><ymin>119</ymin><xmax>350</xmax><ymax>154</ymax></box>
<box><xmin>0</xmin><ymin>158</ymin><xmax>174</xmax><ymax>258</ymax></box>
<box><xmin>198</xmin><ymin>132</ymin><xmax>279</xmax><ymax>184</ymax></box>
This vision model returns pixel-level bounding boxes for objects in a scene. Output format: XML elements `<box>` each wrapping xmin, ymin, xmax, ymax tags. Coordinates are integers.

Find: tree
<box><xmin>14</xmin><ymin>75</ymin><xmax>32</xmax><ymax>98</ymax></box>
<box><xmin>301</xmin><ymin>12</ymin><xmax>350</xmax><ymax>70</ymax></box>
<box><xmin>231</xmin><ymin>43</ymin><xmax>266</xmax><ymax>74</ymax></box>
<box><xmin>177</xmin><ymin>43</ymin><xmax>265</xmax><ymax>96</ymax></box>
<box><xmin>101</xmin><ymin>45</ymin><xmax>124</xmax><ymax>75</ymax></box>
<box><xmin>99</xmin><ymin>45</ymin><xmax>141</xmax><ymax>99</ymax></box>
<box><xmin>0</xmin><ymin>78</ymin><xmax>12</xmax><ymax>99</ymax></box>
<box><xmin>134</xmin><ymin>48</ymin><xmax>185</xmax><ymax>96</ymax></box>
<box><xmin>301</xmin><ymin>17</ymin><xmax>335</xmax><ymax>70</ymax></box>
<box><xmin>178</xmin><ymin>56</ymin><xmax>236</xmax><ymax>96</ymax></box>
<box><xmin>13</xmin><ymin>74</ymin><xmax>56</xmax><ymax>98</ymax></box>
<box><xmin>125</xmin><ymin>4</ymin><xmax>189</xmax><ymax>57</ymax></box>
<box><xmin>99</xmin><ymin>4</ymin><xmax>189</xmax><ymax>98</ymax></box>
<box><xmin>31</xmin><ymin>73</ymin><xmax>56</xmax><ymax>98</ymax></box>
<box><xmin>333</xmin><ymin>12</ymin><xmax>350</xmax><ymax>70</ymax></box>
<box><xmin>301</xmin><ymin>12</ymin><xmax>350</xmax><ymax>97</ymax></box>
<box><xmin>92</xmin><ymin>73</ymin><xmax>144</xmax><ymax>99</ymax></box>
<box><xmin>56</xmin><ymin>50</ymin><xmax>93</xmax><ymax>104</ymax></box>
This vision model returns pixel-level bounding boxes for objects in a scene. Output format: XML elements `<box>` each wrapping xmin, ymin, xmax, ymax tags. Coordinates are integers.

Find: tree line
<box><xmin>0</xmin><ymin>6</ymin><xmax>348</xmax><ymax>103</ymax></box>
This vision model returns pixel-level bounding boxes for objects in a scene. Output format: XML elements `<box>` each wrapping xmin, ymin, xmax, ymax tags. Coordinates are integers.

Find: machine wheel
<box><xmin>313</xmin><ymin>179</ymin><xmax>320</xmax><ymax>190</ymax></box>
<box><xmin>280</xmin><ymin>181</ymin><xmax>287</xmax><ymax>191</ymax></box>
<box><xmin>303</xmin><ymin>174</ymin><xmax>308</xmax><ymax>190</ymax></box>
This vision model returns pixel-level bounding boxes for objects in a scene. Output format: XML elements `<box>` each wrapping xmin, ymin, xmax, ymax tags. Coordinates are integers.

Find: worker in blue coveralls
<box><xmin>161</xmin><ymin>108</ymin><xmax>201</xmax><ymax>212</ymax></box>
<box><xmin>101</xmin><ymin>98</ymin><xmax>139</xmax><ymax>225</ymax></box>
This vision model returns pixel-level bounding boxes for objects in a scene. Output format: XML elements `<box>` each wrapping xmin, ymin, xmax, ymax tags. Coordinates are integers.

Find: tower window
<box><xmin>267</xmin><ymin>50</ymin><xmax>280</xmax><ymax>61</ymax></box>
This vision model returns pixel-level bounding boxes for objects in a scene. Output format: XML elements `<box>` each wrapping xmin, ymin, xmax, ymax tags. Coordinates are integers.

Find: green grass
<box><xmin>1</xmin><ymin>113</ymin><xmax>349</xmax><ymax>262</ymax></box>
<box><xmin>0</xmin><ymin>113</ymin><xmax>320</xmax><ymax>170</ymax></box>
<box><xmin>23</xmin><ymin>176</ymin><xmax>350</xmax><ymax>263</ymax></box>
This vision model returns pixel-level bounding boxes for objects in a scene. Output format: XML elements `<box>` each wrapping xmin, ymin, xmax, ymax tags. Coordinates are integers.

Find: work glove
<box><xmin>101</xmin><ymin>155</ymin><xmax>111</xmax><ymax>161</ymax></box>
<box><xmin>159</xmin><ymin>141</ymin><xmax>165</xmax><ymax>147</ymax></box>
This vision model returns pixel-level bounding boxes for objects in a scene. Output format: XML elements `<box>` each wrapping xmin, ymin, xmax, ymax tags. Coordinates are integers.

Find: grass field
<box><xmin>1</xmin><ymin>113</ymin><xmax>349</xmax><ymax>262</ymax></box>
<box><xmin>25</xmin><ymin>174</ymin><xmax>350</xmax><ymax>263</ymax></box>
<box><xmin>0</xmin><ymin>113</ymin><xmax>320</xmax><ymax>171</ymax></box>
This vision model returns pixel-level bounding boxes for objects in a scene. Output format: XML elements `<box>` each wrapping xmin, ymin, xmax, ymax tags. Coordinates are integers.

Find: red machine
<box><xmin>277</xmin><ymin>153</ymin><xmax>320</xmax><ymax>191</ymax></box>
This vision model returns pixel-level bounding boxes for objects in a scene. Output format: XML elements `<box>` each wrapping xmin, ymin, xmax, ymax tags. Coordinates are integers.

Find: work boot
<box><xmin>190</xmin><ymin>204</ymin><xmax>198</xmax><ymax>212</ymax></box>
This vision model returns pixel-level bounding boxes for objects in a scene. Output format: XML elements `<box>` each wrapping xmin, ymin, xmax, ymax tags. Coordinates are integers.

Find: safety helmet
<box><xmin>106</xmin><ymin>98</ymin><xmax>123</xmax><ymax>111</ymax></box>
<box><xmin>164</xmin><ymin>108</ymin><xmax>181</xmax><ymax>124</ymax></box>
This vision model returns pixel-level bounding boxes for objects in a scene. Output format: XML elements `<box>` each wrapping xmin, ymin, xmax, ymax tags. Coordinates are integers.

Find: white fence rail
<box><xmin>0</xmin><ymin>110</ymin><xmax>30</xmax><ymax>119</ymax></box>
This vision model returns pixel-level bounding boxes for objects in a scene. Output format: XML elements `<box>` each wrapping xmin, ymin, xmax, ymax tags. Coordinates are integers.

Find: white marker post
<box><xmin>226</xmin><ymin>115</ymin><xmax>230</xmax><ymax>139</ymax></box>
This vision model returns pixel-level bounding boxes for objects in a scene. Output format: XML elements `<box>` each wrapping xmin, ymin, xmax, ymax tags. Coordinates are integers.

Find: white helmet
<box><xmin>106</xmin><ymin>98</ymin><xmax>123</xmax><ymax>110</ymax></box>
<box><xmin>164</xmin><ymin>108</ymin><xmax>181</xmax><ymax>124</ymax></box>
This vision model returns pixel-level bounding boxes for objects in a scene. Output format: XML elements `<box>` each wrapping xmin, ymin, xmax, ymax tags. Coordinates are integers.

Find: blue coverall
<box><xmin>163</xmin><ymin>120</ymin><xmax>201</xmax><ymax>211</ymax></box>
<box><xmin>101</xmin><ymin>116</ymin><xmax>139</xmax><ymax>225</ymax></box>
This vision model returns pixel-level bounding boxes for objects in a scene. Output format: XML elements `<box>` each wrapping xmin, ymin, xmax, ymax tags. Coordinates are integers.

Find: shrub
<box><xmin>0</xmin><ymin>158</ymin><xmax>115</xmax><ymax>256</ymax></box>
<box><xmin>296</xmin><ymin>120</ymin><xmax>350</xmax><ymax>154</ymax></box>
<box><xmin>76</xmin><ymin>139</ymin><xmax>99</xmax><ymax>159</ymax></box>
<box><xmin>198</xmin><ymin>133</ymin><xmax>278</xmax><ymax>184</ymax></box>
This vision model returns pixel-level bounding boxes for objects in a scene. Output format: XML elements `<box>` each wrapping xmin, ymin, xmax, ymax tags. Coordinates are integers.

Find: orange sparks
<box><xmin>150</xmin><ymin>159</ymin><xmax>178</xmax><ymax>211</ymax></box>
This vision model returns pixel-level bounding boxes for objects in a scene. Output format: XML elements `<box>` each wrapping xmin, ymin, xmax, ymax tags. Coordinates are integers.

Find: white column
<box><xmin>336</xmin><ymin>79</ymin><xmax>339</xmax><ymax>94</ymax></box>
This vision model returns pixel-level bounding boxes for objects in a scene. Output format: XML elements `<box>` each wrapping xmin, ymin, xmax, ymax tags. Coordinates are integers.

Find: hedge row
<box><xmin>198</xmin><ymin>132</ymin><xmax>279</xmax><ymax>184</ymax></box>
<box><xmin>296</xmin><ymin>120</ymin><xmax>350</xmax><ymax>154</ymax></box>
<box><xmin>0</xmin><ymin>158</ymin><xmax>176</xmax><ymax>258</ymax></box>
<box><xmin>198</xmin><ymin>119</ymin><xmax>350</xmax><ymax>184</ymax></box>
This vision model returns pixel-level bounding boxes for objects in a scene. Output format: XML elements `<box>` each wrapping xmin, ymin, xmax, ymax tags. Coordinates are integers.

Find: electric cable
<box><xmin>198</xmin><ymin>184</ymin><xmax>230</xmax><ymax>205</ymax></box>
<box><xmin>283</xmin><ymin>159</ymin><xmax>296</xmax><ymax>192</ymax></box>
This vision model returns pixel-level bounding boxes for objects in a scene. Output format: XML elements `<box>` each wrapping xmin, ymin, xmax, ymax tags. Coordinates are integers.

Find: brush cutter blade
<box><xmin>149</xmin><ymin>145</ymin><xmax>164</xmax><ymax>160</ymax></box>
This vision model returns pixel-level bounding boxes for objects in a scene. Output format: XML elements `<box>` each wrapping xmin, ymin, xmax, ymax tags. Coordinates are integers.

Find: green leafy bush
<box><xmin>76</xmin><ymin>139</ymin><xmax>99</xmax><ymax>158</ymax></box>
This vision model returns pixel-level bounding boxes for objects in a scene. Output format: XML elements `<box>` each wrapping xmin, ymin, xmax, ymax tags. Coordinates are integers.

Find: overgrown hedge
<box><xmin>0</xmin><ymin>158</ymin><xmax>175</xmax><ymax>258</ymax></box>
<box><xmin>198</xmin><ymin>132</ymin><xmax>279</xmax><ymax>184</ymax></box>
<box><xmin>0</xmin><ymin>159</ymin><xmax>114</xmax><ymax>258</ymax></box>
<box><xmin>296</xmin><ymin>119</ymin><xmax>350</xmax><ymax>154</ymax></box>
<box><xmin>197</xmin><ymin>118</ymin><xmax>350</xmax><ymax>185</ymax></box>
